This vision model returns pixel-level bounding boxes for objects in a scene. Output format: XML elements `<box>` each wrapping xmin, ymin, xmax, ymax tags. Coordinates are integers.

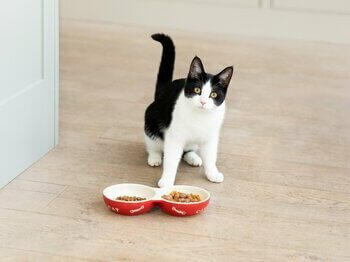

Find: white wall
<box><xmin>60</xmin><ymin>0</ymin><xmax>350</xmax><ymax>44</ymax></box>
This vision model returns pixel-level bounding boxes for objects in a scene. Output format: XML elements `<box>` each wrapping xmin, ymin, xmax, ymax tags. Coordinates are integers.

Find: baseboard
<box><xmin>60</xmin><ymin>0</ymin><xmax>350</xmax><ymax>44</ymax></box>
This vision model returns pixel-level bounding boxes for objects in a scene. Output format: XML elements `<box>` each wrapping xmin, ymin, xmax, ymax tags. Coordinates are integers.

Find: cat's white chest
<box><xmin>166</xmin><ymin>92</ymin><xmax>225</xmax><ymax>144</ymax></box>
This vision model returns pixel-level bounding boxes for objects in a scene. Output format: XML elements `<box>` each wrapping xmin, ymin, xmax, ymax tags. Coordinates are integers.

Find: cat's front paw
<box><xmin>158</xmin><ymin>177</ymin><xmax>175</xmax><ymax>188</ymax></box>
<box><xmin>206</xmin><ymin>170</ymin><xmax>224</xmax><ymax>183</ymax></box>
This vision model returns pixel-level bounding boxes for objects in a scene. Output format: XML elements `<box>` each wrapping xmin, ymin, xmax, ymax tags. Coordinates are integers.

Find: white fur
<box><xmin>145</xmin><ymin>80</ymin><xmax>225</xmax><ymax>187</ymax></box>
<box><xmin>183</xmin><ymin>151</ymin><xmax>202</xmax><ymax>167</ymax></box>
<box><xmin>192</xmin><ymin>81</ymin><xmax>216</xmax><ymax>110</ymax></box>
<box><xmin>145</xmin><ymin>135</ymin><xmax>163</xmax><ymax>166</ymax></box>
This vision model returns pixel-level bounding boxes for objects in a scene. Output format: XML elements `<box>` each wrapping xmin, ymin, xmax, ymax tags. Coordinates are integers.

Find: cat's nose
<box><xmin>200</xmin><ymin>101</ymin><xmax>206</xmax><ymax>106</ymax></box>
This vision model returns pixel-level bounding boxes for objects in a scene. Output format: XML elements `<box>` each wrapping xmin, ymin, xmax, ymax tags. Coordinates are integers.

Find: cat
<box><xmin>144</xmin><ymin>33</ymin><xmax>233</xmax><ymax>188</ymax></box>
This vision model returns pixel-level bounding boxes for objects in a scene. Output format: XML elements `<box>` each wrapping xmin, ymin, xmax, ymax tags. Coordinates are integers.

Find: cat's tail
<box><xmin>151</xmin><ymin>33</ymin><xmax>175</xmax><ymax>100</ymax></box>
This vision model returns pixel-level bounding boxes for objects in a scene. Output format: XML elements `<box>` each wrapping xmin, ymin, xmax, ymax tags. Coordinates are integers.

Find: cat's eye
<box><xmin>194</xmin><ymin>87</ymin><xmax>201</xmax><ymax>94</ymax></box>
<box><xmin>210</xmin><ymin>92</ymin><xmax>217</xmax><ymax>98</ymax></box>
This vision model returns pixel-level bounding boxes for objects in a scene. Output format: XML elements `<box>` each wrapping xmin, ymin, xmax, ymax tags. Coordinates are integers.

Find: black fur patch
<box><xmin>144</xmin><ymin>79</ymin><xmax>185</xmax><ymax>139</ymax></box>
<box><xmin>151</xmin><ymin>34</ymin><xmax>175</xmax><ymax>100</ymax></box>
<box><xmin>208</xmin><ymin>77</ymin><xmax>228</xmax><ymax>106</ymax></box>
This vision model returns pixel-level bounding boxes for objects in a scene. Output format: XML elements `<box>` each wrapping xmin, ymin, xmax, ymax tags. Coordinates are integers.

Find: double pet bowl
<box><xmin>103</xmin><ymin>183</ymin><xmax>210</xmax><ymax>217</ymax></box>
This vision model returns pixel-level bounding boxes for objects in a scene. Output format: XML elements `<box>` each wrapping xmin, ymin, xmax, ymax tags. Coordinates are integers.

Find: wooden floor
<box><xmin>1</xmin><ymin>20</ymin><xmax>350</xmax><ymax>261</ymax></box>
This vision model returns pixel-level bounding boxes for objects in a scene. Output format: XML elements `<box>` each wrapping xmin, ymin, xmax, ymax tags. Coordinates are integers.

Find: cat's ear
<box><xmin>188</xmin><ymin>56</ymin><xmax>205</xmax><ymax>80</ymax></box>
<box><xmin>216</xmin><ymin>66</ymin><xmax>233</xmax><ymax>87</ymax></box>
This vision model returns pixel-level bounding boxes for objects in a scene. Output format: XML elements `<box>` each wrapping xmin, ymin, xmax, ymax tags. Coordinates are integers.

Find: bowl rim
<box><xmin>102</xmin><ymin>183</ymin><xmax>211</xmax><ymax>205</ymax></box>
<box><xmin>103</xmin><ymin>183</ymin><xmax>156</xmax><ymax>203</ymax></box>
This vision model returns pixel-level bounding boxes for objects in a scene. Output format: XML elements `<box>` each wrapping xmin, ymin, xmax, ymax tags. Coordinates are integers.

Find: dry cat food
<box><xmin>116</xmin><ymin>196</ymin><xmax>146</xmax><ymax>201</ymax></box>
<box><xmin>162</xmin><ymin>191</ymin><xmax>201</xmax><ymax>203</ymax></box>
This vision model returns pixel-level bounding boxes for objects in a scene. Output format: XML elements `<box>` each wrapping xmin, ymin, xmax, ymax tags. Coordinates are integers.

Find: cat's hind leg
<box><xmin>183</xmin><ymin>144</ymin><xmax>202</xmax><ymax>167</ymax></box>
<box><xmin>145</xmin><ymin>134</ymin><xmax>163</xmax><ymax>167</ymax></box>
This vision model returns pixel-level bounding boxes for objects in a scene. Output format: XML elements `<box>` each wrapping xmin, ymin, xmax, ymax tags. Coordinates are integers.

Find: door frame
<box><xmin>0</xmin><ymin>0</ymin><xmax>59</xmax><ymax>188</ymax></box>
<box><xmin>54</xmin><ymin>0</ymin><xmax>59</xmax><ymax>146</ymax></box>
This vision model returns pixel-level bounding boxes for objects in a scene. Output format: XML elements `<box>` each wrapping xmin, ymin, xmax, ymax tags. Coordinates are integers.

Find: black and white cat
<box><xmin>144</xmin><ymin>33</ymin><xmax>233</xmax><ymax>188</ymax></box>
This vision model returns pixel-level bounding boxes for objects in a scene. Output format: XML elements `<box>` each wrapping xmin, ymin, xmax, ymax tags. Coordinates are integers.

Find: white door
<box><xmin>0</xmin><ymin>0</ymin><xmax>59</xmax><ymax>188</ymax></box>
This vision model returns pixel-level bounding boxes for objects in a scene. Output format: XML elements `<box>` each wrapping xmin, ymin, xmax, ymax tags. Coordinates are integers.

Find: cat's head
<box><xmin>184</xmin><ymin>56</ymin><xmax>233</xmax><ymax>111</ymax></box>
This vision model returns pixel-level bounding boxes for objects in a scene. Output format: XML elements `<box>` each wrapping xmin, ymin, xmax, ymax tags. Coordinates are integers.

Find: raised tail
<box><xmin>151</xmin><ymin>33</ymin><xmax>175</xmax><ymax>100</ymax></box>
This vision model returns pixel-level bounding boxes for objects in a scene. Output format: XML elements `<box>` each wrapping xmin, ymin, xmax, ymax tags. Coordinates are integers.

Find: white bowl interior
<box><xmin>103</xmin><ymin>184</ymin><xmax>156</xmax><ymax>201</ymax></box>
<box><xmin>159</xmin><ymin>185</ymin><xmax>210</xmax><ymax>203</ymax></box>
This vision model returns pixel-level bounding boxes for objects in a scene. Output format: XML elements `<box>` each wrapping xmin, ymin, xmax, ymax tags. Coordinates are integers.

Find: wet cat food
<box><xmin>116</xmin><ymin>196</ymin><xmax>146</xmax><ymax>201</ymax></box>
<box><xmin>162</xmin><ymin>191</ymin><xmax>201</xmax><ymax>203</ymax></box>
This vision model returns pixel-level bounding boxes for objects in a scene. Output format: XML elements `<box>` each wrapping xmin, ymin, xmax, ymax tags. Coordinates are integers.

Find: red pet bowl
<box><xmin>103</xmin><ymin>183</ymin><xmax>210</xmax><ymax>217</ymax></box>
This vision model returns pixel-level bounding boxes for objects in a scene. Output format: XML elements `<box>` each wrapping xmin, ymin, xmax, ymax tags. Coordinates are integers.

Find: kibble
<box><xmin>162</xmin><ymin>191</ymin><xmax>201</xmax><ymax>202</ymax></box>
<box><xmin>115</xmin><ymin>196</ymin><xmax>146</xmax><ymax>201</ymax></box>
